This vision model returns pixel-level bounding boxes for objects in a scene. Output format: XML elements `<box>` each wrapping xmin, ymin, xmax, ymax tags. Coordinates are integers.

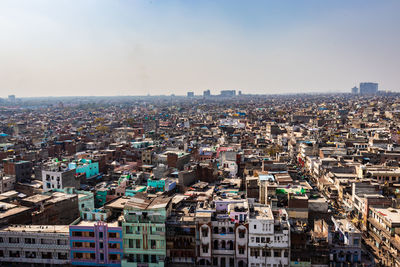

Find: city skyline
<box><xmin>0</xmin><ymin>0</ymin><xmax>399</xmax><ymax>97</ymax></box>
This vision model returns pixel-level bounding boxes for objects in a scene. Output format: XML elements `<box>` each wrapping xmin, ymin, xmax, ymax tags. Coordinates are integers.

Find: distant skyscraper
<box><xmin>203</xmin><ymin>90</ymin><xmax>211</xmax><ymax>97</ymax></box>
<box><xmin>187</xmin><ymin>91</ymin><xmax>194</xmax><ymax>97</ymax></box>
<box><xmin>238</xmin><ymin>90</ymin><xmax>242</xmax><ymax>96</ymax></box>
<box><xmin>359</xmin><ymin>82</ymin><xmax>378</xmax><ymax>95</ymax></box>
<box><xmin>8</xmin><ymin>95</ymin><xmax>15</xmax><ymax>101</ymax></box>
<box><xmin>351</xmin><ymin>86</ymin><xmax>358</xmax><ymax>94</ymax></box>
<box><xmin>220</xmin><ymin>90</ymin><xmax>236</xmax><ymax>97</ymax></box>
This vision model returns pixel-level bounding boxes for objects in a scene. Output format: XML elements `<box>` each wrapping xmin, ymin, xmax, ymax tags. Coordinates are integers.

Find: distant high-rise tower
<box><xmin>203</xmin><ymin>90</ymin><xmax>211</xmax><ymax>97</ymax></box>
<box><xmin>8</xmin><ymin>95</ymin><xmax>15</xmax><ymax>101</ymax></box>
<box><xmin>220</xmin><ymin>90</ymin><xmax>236</xmax><ymax>97</ymax></box>
<box><xmin>351</xmin><ymin>86</ymin><xmax>358</xmax><ymax>94</ymax></box>
<box><xmin>359</xmin><ymin>82</ymin><xmax>378</xmax><ymax>95</ymax></box>
<box><xmin>187</xmin><ymin>91</ymin><xmax>194</xmax><ymax>97</ymax></box>
<box><xmin>238</xmin><ymin>90</ymin><xmax>242</xmax><ymax>96</ymax></box>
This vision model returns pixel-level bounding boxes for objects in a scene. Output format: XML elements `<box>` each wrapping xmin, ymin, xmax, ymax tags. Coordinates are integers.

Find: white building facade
<box><xmin>248</xmin><ymin>205</ymin><xmax>290</xmax><ymax>267</ymax></box>
<box><xmin>0</xmin><ymin>225</ymin><xmax>70</xmax><ymax>265</ymax></box>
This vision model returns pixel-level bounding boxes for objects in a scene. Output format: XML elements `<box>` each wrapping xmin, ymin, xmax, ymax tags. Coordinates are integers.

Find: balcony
<box><xmin>212</xmin><ymin>249</ymin><xmax>235</xmax><ymax>255</ymax></box>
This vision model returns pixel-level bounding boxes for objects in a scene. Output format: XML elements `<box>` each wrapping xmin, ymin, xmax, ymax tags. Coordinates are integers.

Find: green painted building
<box><xmin>121</xmin><ymin>194</ymin><xmax>171</xmax><ymax>267</ymax></box>
<box><xmin>95</xmin><ymin>188</ymin><xmax>108</xmax><ymax>207</ymax></box>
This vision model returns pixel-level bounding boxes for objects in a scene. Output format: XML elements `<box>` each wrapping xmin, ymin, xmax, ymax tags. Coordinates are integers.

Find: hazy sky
<box><xmin>0</xmin><ymin>0</ymin><xmax>399</xmax><ymax>97</ymax></box>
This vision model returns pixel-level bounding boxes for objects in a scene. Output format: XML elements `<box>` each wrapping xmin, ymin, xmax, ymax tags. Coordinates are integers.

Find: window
<box><xmin>25</xmin><ymin>251</ymin><xmax>36</xmax><ymax>258</ymax></box>
<box><xmin>256</xmin><ymin>237</ymin><xmax>260</xmax><ymax>243</ymax></box>
<box><xmin>100</xmin><ymin>253</ymin><xmax>104</xmax><ymax>261</ymax></box>
<box><xmin>25</xmin><ymin>238</ymin><xmax>35</xmax><ymax>244</ymax></box>
<box><xmin>353</xmin><ymin>239</ymin><xmax>359</xmax><ymax>245</ymax></box>
<box><xmin>73</xmin><ymin>242</ymin><xmax>83</xmax><ymax>248</ymax></box>
<box><xmin>9</xmin><ymin>251</ymin><xmax>20</xmax><ymax>258</ymax></box>
<box><xmin>202</xmin><ymin>245</ymin><xmax>209</xmax><ymax>253</ymax></box>
<box><xmin>99</xmin><ymin>232</ymin><xmax>103</xmax><ymax>238</ymax></box>
<box><xmin>284</xmin><ymin>250</ymin><xmax>289</xmax><ymax>257</ymax></box>
<box><xmin>109</xmin><ymin>232</ymin><xmax>118</xmax><ymax>238</ymax></box>
<box><xmin>72</xmin><ymin>231</ymin><xmax>82</xmax><ymax>237</ymax></box>
<box><xmin>150</xmin><ymin>240</ymin><xmax>156</xmax><ymax>249</ymax></box>
<box><xmin>0</xmin><ymin>237</ymin><xmax>3</xmax><ymax>243</ymax></box>
<box><xmin>239</xmin><ymin>247</ymin><xmax>245</xmax><ymax>254</ymax></box>
<box><xmin>202</xmin><ymin>227</ymin><xmax>208</xmax><ymax>237</ymax></box>
<box><xmin>254</xmin><ymin>224</ymin><xmax>257</xmax><ymax>229</ymax></box>
<box><xmin>42</xmin><ymin>252</ymin><xmax>53</xmax><ymax>259</ymax></box>
<box><xmin>262</xmin><ymin>249</ymin><xmax>267</xmax><ymax>257</ymax></box>
<box><xmin>0</xmin><ymin>250</ymin><xmax>4</xmax><ymax>257</ymax></box>
<box><xmin>126</xmin><ymin>226</ymin><xmax>133</xmax><ymax>234</ymax></box>
<box><xmin>214</xmin><ymin>240</ymin><xmax>219</xmax><ymax>249</ymax></box>
<box><xmin>9</xmin><ymin>237</ymin><xmax>19</xmax><ymax>243</ymax></box>
<box><xmin>238</xmin><ymin>230</ymin><xmax>244</xmax><ymax>238</ymax></box>
<box><xmin>136</xmin><ymin>239</ymin><xmax>141</xmax><ymax>248</ymax></box>
<box><xmin>74</xmin><ymin>252</ymin><xmax>83</xmax><ymax>259</ymax></box>
<box><xmin>99</xmin><ymin>242</ymin><xmax>103</xmax><ymax>249</ymax></box>
<box><xmin>109</xmin><ymin>254</ymin><xmax>120</xmax><ymax>261</ymax></box>
<box><xmin>57</xmin><ymin>239</ymin><xmax>67</xmax><ymax>245</ymax></box>
<box><xmin>109</xmin><ymin>243</ymin><xmax>120</xmax><ymax>249</ymax></box>
<box><xmin>151</xmin><ymin>255</ymin><xmax>157</xmax><ymax>263</ymax></box>
<box><xmin>58</xmin><ymin>253</ymin><xmax>68</xmax><ymax>260</ymax></box>
<box><xmin>274</xmin><ymin>251</ymin><xmax>280</xmax><ymax>257</ymax></box>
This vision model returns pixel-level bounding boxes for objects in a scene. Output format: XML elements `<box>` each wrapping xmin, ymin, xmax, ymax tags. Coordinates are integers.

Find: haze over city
<box><xmin>1</xmin><ymin>0</ymin><xmax>400</xmax><ymax>97</ymax></box>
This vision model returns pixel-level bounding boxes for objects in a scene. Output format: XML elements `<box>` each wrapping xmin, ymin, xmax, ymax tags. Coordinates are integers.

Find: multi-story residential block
<box><xmin>166</xmin><ymin>197</ymin><xmax>197</xmax><ymax>266</ymax></box>
<box><xmin>330</xmin><ymin>218</ymin><xmax>362</xmax><ymax>265</ymax></box>
<box><xmin>21</xmin><ymin>191</ymin><xmax>80</xmax><ymax>225</ymax></box>
<box><xmin>122</xmin><ymin>194</ymin><xmax>171</xmax><ymax>267</ymax></box>
<box><xmin>70</xmin><ymin>220</ymin><xmax>123</xmax><ymax>266</ymax></box>
<box><xmin>248</xmin><ymin>204</ymin><xmax>290</xmax><ymax>267</ymax></box>
<box><xmin>196</xmin><ymin>198</ymin><xmax>213</xmax><ymax>266</ymax></box>
<box><xmin>0</xmin><ymin>224</ymin><xmax>70</xmax><ymax>265</ymax></box>
<box><xmin>368</xmin><ymin>207</ymin><xmax>400</xmax><ymax>267</ymax></box>
<box><xmin>42</xmin><ymin>161</ymin><xmax>80</xmax><ymax>191</ymax></box>
<box><xmin>69</xmin><ymin>158</ymin><xmax>100</xmax><ymax>180</ymax></box>
<box><xmin>2</xmin><ymin>158</ymin><xmax>32</xmax><ymax>183</ymax></box>
<box><xmin>0</xmin><ymin>174</ymin><xmax>15</xmax><ymax>193</ymax></box>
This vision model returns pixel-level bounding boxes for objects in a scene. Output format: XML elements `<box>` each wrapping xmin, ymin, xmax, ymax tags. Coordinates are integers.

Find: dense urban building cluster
<box><xmin>1</xmin><ymin>89</ymin><xmax>400</xmax><ymax>267</ymax></box>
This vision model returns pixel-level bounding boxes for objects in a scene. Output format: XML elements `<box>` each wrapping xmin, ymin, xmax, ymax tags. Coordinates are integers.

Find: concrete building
<box><xmin>2</xmin><ymin>158</ymin><xmax>32</xmax><ymax>183</ymax></box>
<box><xmin>331</xmin><ymin>218</ymin><xmax>362</xmax><ymax>265</ymax></box>
<box><xmin>220</xmin><ymin>90</ymin><xmax>236</xmax><ymax>97</ymax></box>
<box><xmin>248</xmin><ymin>205</ymin><xmax>290</xmax><ymax>267</ymax></box>
<box><xmin>0</xmin><ymin>224</ymin><xmax>70</xmax><ymax>265</ymax></box>
<box><xmin>70</xmin><ymin>220</ymin><xmax>123</xmax><ymax>266</ymax></box>
<box><xmin>69</xmin><ymin>158</ymin><xmax>100</xmax><ymax>180</ymax></box>
<box><xmin>22</xmin><ymin>192</ymin><xmax>80</xmax><ymax>225</ymax></box>
<box><xmin>0</xmin><ymin>175</ymin><xmax>16</xmax><ymax>193</ymax></box>
<box><xmin>42</xmin><ymin>162</ymin><xmax>80</xmax><ymax>192</ymax></box>
<box><xmin>367</xmin><ymin>207</ymin><xmax>400</xmax><ymax>267</ymax></box>
<box><xmin>359</xmin><ymin>82</ymin><xmax>378</xmax><ymax>95</ymax></box>
<box><xmin>122</xmin><ymin>194</ymin><xmax>171</xmax><ymax>267</ymax></box>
